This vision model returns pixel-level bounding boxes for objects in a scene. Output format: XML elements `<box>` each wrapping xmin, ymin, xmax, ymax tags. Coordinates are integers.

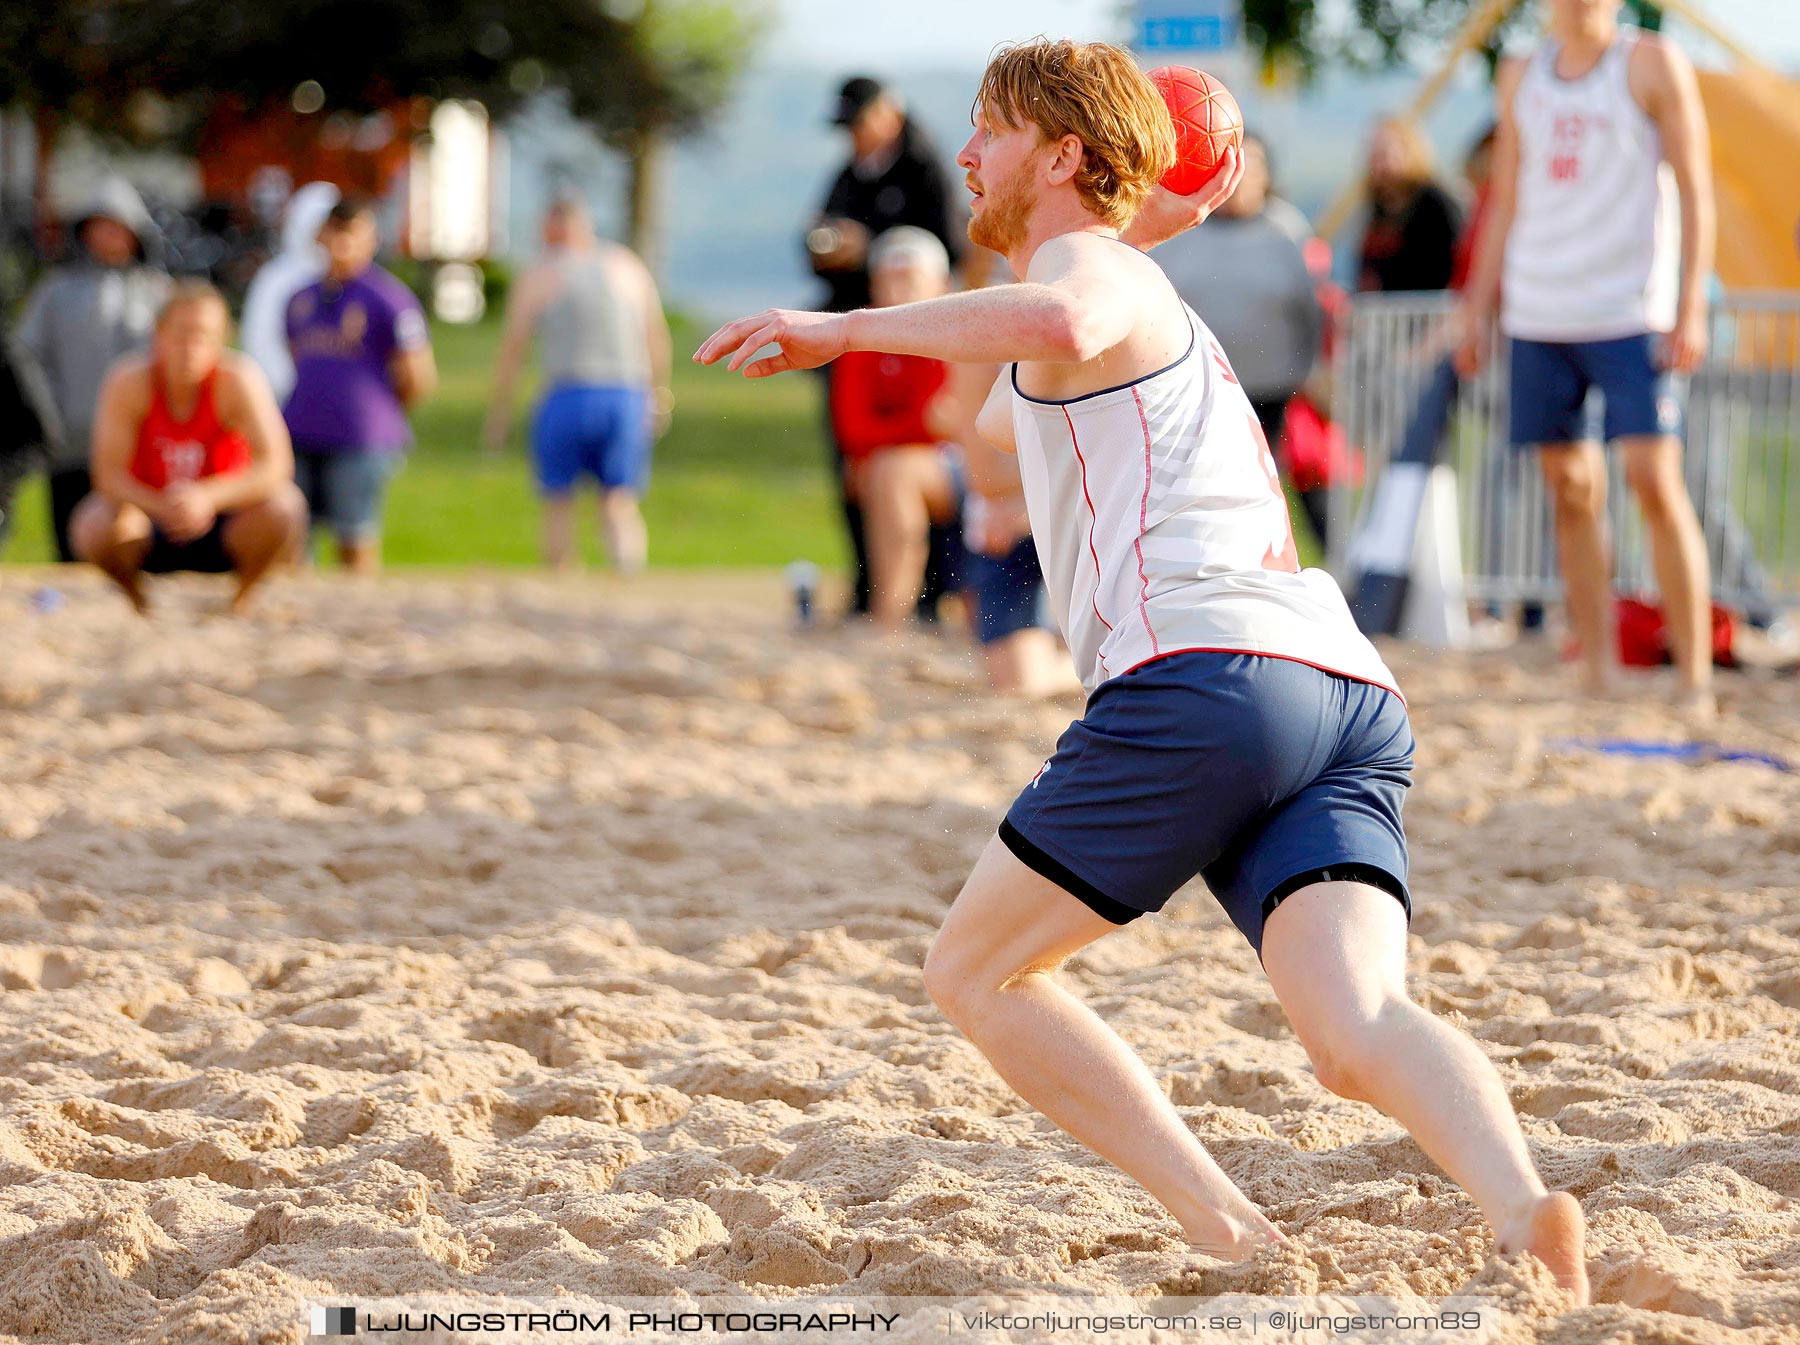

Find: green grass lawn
<box><xmin>2</xmin><ymin>313</ymin><xmax>1329</xmax><ymax>574</ymax></box>
<box><xmin>1</xmin><ymin>313</ymin><xmax>849</xmax><ymax>570</ymax></box>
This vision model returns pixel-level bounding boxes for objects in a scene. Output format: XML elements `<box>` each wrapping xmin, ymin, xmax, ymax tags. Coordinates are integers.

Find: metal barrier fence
<box><xmin>1329</xmin><ymin>291</ymin><xmax>1800</xmax><ymax>615</ymax></box>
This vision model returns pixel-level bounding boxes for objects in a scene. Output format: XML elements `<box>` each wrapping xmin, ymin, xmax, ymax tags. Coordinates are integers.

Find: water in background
<box><xmin>504</xmin><ymin>62</ymin><xmax>1495</xmax><ymax>321</ymax></box>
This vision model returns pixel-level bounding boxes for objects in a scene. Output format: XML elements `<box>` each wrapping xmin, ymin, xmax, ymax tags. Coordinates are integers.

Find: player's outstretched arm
<box><xmin>694</xmin><ymin>236</ymin><xmax>1139</xmax><ymax>378</ymax></box>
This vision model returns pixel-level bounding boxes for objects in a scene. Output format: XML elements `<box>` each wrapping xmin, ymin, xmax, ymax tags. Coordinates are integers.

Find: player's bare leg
<box><xmin>1260</xmin><ymin>881</ymin><xmax>1589</xmax><ymax>1304</ymax></box>
<box><xmin>1539</xmin><ymin>442</ymin><xmax>1614</xmax><ymax>694</ymax></box>
<box><xmin>983</xmin><ymin>628</ymin><xmax>1080</xmax><ymax>698</ymax></box>
<box><xmin>338</xmin><ymin>537</ymin><xmax>381</xmax><ymax>575</ymax></box>
<box><xmin>223</xmin><ymin>484</ymin><xmax>307</xmax><ymax>615</ymax></box>
<box><xmin>600</xmin><ymin>487</ymin><xmax>647</xmax><ymax>575</ymax></box>
<box><xmin>70</xmin><ymin>494</ymin><xmax>152</xmax><ymax>615</ymax></box>
<box><xmin>863</xmin><ymin>448</ymin><xmax>958</xmax><ymax>629</ymax></box>
<box><xmin>1622</xmin><ymin>433</ymin><xmax>1714</xmax><ymax>717</ymax></box>
<box><xmin>541</xmin><ymin>495</ymin><xmax>580</xmax><ymax>571</ymax></box>
<box><xmin>924</xmin><ymin>838</ymin><xmax>1285</xmax><ymax>1259</ymax></box>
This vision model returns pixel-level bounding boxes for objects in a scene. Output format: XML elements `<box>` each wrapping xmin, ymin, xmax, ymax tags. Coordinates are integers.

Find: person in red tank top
<box><xmin>70</xmin><ymin>281</ymin><xmax>306</xmax><ymax>614</ymax></box>
<box><xmin>828</xmin><ymin>227</ymin><xmax>964</xmax><ymax>631</ymax></box>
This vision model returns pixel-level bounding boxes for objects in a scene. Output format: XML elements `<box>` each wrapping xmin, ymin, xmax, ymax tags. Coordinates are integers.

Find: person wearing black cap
<box><xmin>809</xmin><ymin>77</ymin><xmax>969</xmax><ymax>618</ymax></box>
<box><xmin>810</xmin><ymin>78</ymin><xmax>967</xmax><ymax>312</ymax></box>
<box><xmin>14</xmin><ymin>177</ymin><xmax>171</xmax><ymax>560</ymax></box>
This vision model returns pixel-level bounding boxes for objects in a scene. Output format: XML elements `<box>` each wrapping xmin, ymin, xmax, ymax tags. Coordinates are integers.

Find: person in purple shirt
<box><xmin>284</xmin><ymin>196</ymin><xmax>436</xmax><ymax>572</ymax></box>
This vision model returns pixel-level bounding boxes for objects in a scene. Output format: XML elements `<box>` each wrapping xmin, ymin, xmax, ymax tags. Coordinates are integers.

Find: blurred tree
<box><xmin>0</xmin><ymin>0</ymin><xmax>766</xmax><ymax>271</ymax></box>
<box><xmin>1240</xmin><ymin>0</ymin><xmax>1664</xmax><ymax>75</ymax></box>
<box><xmin>550</xmin><ymin>0</ymin><xmax>772</xmax><ymax>273</ymax></box>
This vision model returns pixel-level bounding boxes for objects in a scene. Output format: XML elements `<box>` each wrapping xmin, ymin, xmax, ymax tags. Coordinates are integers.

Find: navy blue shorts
<box><xmin>532</xmin><ymin>383</ymin><xmax>651</xmax><ymax>495</ymax></box>
<box><xmin>967</xmin><ymin>535</ymin><xmax>1050</xmax><ymax>645</ymax></box>
<box><xmin>1508</xmin><ymin>333</ymin><xmax>1684</xmax><ymax>448</ymax></box>
<box><xmin>1000</xmin><ymin>651</ymin><xmax>1413</xmax><ymax>956</ymax></box>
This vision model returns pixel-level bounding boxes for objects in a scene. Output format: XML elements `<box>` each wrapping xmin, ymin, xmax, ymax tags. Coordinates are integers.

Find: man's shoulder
<box><xmin>287</xmin><ymin>277</ymin><xmax>327</xmax><ymax>310</ymax></box>
<box><xmin>1038</xmin><ymin>230</ymin><xmax>1149</xmax><ymax>272</ymax></box>
<box><xmin>1262</xmin><ymin>198</ymin><xmax>1315</xmax><ymax>249</ymax></box>
<box><xmin>1625</xmin><ymin>26</ymin><xmax>1690</xmax><ymax>90</ymax></box>
<box><xmin>214</xmin><ymin>350</ymin><xmax>262</xmax><ymax>391</ymax></box>
<box><xmin>104</xmin><ymin>353</ymin><xmax>154</xmax><ymax>401</ymax></box>
<box><xmin>360</xmin><ymin>266</ymin><xmax>423</xmax><ymax>312</ymax></box>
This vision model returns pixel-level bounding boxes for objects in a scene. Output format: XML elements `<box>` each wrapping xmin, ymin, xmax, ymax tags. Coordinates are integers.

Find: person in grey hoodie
<box><xmin>15</xmin><ymin>177</ymin><xmax>171</xmax><ymax>560</ymax></box>
<box><xmin>240</xmin><ymin>181</ymin><xmax>339</xmax><ymax>404</ymax></box>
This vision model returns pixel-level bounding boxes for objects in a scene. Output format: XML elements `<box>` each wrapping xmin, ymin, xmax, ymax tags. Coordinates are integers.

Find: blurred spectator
<box><xmin>1450</xmin><ymin>126</ymin><xmax>1498</xmax><ymax>292</ymax></box>
<box><xmin>1357</xmin><ymin>117</ymin><xmax>1462</xmax><ymax>294</ymax></box>
<box><xmin>1156</xmin><ymin>131</ymin><xmax>1326</xmax><ymax>536</ymax></box>
<box><xmin>241</xmin><ymin>182</ymin><xmax>340</xmax><ymax>403</ymax></box>
<box><xmin>827</xmin><ymin>227</ymin><xmax>963</xmax><ymax>630</ymax></box>
<box><xmin>809</xmin><ymin>76</ymin><xmax>969</xmax><ymax>618</ymax></box>
<box><xmin>14</xmin><ymin>178</ymin><xmax>171</xmax><ymax>560</ymax></box>
<box><xmin>0</xmin><ymin>331</ymin><xmax>60</xmax><ymax>552</ymax></box>
<box><xmin>283</xmin><ymin>197</ymin><xmax>436</xmax><ymax>573</ymax></box>
<box><xmin>70</xmin><ymin>281</ymin><xmax>305</xmax><ymax>614</ymax></box>
<box><xmin>808</xmin><ymin>77</ymin><xmax>967</xmax><ymax>312</ymax></box>
<box><xmin>940</xmin><ymin>358</ymin><xmax>1072</xmax><ymax>696</ymax></box>
<box><xmin>483</xmin><ymin>198</ymin><xmax>671</xmax><ymax>573</ymax></box>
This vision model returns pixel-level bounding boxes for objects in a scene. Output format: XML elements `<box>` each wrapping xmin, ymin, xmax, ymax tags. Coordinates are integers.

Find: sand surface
<box><xmin>1</xmin><ymin>572</ymin><xmax>1797</xmax><ymax>1344</ymax></box>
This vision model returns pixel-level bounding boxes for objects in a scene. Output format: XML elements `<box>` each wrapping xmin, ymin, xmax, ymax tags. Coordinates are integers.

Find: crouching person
<box><xmin>73</xmin><ymin>281</ymin><xmax>306</xmax><ymax>615</ymax></box>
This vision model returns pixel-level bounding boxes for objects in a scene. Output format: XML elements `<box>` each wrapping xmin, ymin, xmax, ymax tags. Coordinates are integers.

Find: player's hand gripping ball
<box><xmin>1148</xmin><ymin>66</ymin><xmax>1244</xmax><ymax>197</ymax></box>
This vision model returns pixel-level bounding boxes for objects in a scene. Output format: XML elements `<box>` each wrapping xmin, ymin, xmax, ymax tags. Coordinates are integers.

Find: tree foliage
<box><xmin>1240</xmin><ymin>0</ymin><xmax>1665</xmax><ymax>78</ymax></box>
<box><xmin>0</xmin><ymin>0</ymin><xmax>761</xmax><ymax>153</ymax></box>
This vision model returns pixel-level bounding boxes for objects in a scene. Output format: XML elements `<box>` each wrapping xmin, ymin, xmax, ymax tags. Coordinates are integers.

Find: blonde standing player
<box><xmin>699</xmin><ymin>39</ymin><xmax>1589</xmax><ymax>1301</ymax></box>
<box><xmin>1458</xmin><ymin>0</ymin><xmax>1716</xmax><ymax>714</ymax></box>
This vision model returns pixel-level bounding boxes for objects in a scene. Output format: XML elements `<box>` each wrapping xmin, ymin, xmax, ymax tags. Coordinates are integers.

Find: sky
<box><xmin>766</xmin><ymin>0</ymin><xmax>1800</xmax><ymax>73</ymax></box>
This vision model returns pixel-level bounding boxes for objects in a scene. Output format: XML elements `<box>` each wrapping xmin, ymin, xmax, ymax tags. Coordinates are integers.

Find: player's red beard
<box><xmin>967</xmin><ymin>161</ymin><xmax>1033</xmax><ymax>255</ymax></box>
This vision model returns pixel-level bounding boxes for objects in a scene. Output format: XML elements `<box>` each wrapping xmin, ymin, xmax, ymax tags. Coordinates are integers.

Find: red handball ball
<box><xmin>1148</xmin><ymin>66</ymin><xmax>1244</xmax><ymax>197</ymax></box>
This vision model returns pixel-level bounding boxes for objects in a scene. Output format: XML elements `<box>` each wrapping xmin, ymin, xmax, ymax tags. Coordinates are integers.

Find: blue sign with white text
<box><xmin>1137</xmin><ymin>0</ymin><xmax>1242</xmax><ymax>53</ymax></box>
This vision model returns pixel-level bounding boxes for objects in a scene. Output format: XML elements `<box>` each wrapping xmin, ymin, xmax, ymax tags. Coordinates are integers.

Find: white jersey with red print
<box><xmin>1010</xmin><ymin>301</ymin><xmax>1399</xmax><ymax>697</ymax></box>
<box><xmin>1503</xmin><ymin>27</ymin><xmax>1680</xmax><ymax>341</ymax></box>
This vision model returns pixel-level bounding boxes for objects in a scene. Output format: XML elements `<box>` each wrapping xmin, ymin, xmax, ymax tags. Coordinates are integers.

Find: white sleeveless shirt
<box><xmin>1502</xmin><ymin>27</ymin><xmax>1681</xmax><ymax>341</ymax></box>
<box><xmin>1010</xmin><ymin>299</ymin><xmax>1399</xmax><ymax>699</ymax></box>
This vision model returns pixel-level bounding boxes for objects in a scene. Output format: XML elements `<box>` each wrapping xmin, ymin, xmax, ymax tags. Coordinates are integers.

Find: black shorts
<box><xmin>142</xmin><ymin>517</ymin><xmax>235</xmax><ymax>575</ymax></box>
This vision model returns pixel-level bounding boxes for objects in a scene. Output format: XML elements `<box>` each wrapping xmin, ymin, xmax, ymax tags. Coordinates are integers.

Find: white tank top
<box><xmin>1502</xmin><ymin>28</ymin><xmax>1681</xmax><ymax>341</ymax></box>
<box><xmin>1010</xmin><ymin>297</ymin><xmax>1399</xmax><ymax>699</ymax></box>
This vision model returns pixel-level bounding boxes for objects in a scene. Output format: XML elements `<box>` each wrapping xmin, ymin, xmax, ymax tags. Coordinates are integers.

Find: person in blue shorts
<box><xmin>485</xmin><ymin>199</ymin><xmax>672</xmax><ymax>572</ymax></box>
<box><xmin>1459</xmin><ymin>0</ymin><xmax>1716</xmax><ymax>715</ymax></box>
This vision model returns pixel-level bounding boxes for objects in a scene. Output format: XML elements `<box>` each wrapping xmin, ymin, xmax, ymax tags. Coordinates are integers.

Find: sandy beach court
<box><xmin>1</xmin><ymin>572</ymin><xmax>1797</xmax><ymax>1343</ymax></box>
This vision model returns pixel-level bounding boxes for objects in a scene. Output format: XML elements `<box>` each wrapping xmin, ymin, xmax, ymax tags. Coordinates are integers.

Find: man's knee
<box><xmin>1297</xmin><ymin>997</ymin><xmax>1410</xmax><ymax>1101</ymax></box>
<box><xmin>1541</xmin><ymin>449</ymin><xmax>1605</xmax><ymax>516</ymax></box>
<box><xmin>1622</xmin><ymin>440</ymin><xmax>1689</xmax><ymax>521</ymax></box>
<box><xmin>922</xmin><ymin>933</ymin><xmax>1052</xmax><ymax>1024</ymax></box>
<box><xmin>922</xmin><ymin>937</ymin><xmax>981</xmax><ymax>1021</ymax></box>
<box><xmin>70</xmin><ymin>496</ymin><xmax>130</xmax><ymax>562</ymax></box>
<box><xmin>229</xmin><ymin>486</ymin><xmax>307</xmax><ymax>550</ymax></box>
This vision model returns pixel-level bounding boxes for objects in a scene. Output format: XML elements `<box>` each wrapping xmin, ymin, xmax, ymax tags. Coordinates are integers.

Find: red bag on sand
<box><xmin>1278</xmin><ymin>393</ymin><xmax>1363</xmax><ymax>494</ymax></box>
<box><xmin>1613</xmin><ymin>596</ymin><xmax>1738</xmax><ymax>668</ymax></box>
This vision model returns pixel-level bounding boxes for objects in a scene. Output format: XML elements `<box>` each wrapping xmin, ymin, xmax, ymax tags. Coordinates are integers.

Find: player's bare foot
<box><xmin>1506</xmin><ymin>1192</ymin><xmax>1589</xmax><ymax>1306</ymax></box>
<box><xmin>228</xmin><ymin>584</ymin><xmax>260</xmax><ymax>618</ymax></box>
<box><xmin>1578</xmin><ymin>665</ymin><xmax>1617</xmax><ymax>698</ymax></box>
<box><xmin>1673</xmin><ymin>684</ymin><xmax>1716</xmax><ymax>724</ymax></box>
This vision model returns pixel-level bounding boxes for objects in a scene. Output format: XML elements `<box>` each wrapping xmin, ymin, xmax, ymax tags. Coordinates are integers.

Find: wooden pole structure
<box><xmin>1657</xmin><ymin>0</ymin><xmax>1775</xmax><ymax>77</ymax></box>
<box><xmin>1313</xmin><ymin>0</ymin><xmax>1521</xmax><ymax>241</ymax></box>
